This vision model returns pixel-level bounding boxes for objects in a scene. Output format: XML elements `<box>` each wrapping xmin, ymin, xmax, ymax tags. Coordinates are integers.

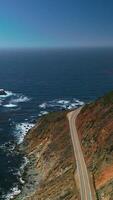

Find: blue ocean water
<box><xmin>0</xmin><ymin>47</ymin><xmax>113</xmax><ymax>199</ymax></box>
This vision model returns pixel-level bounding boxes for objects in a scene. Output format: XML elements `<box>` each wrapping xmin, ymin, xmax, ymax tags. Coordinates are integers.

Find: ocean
<box><xmin>0</xmin><ymin>47</ymin><xmax>113</xmax><ymax>199</ymax></box>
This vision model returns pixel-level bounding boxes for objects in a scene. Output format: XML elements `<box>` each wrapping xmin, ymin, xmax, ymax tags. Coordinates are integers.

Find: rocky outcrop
<box><xmin>0</xmin><ymin>89</ymin><xmax>7</xmax><ymax>95</ymax></box>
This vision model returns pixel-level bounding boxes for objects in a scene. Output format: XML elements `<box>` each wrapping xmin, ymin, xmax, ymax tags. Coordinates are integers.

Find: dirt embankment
<box><xmin>76</xmin><ymin>91</ymin><xmax>113</xmax><ymax>199</ymax></box>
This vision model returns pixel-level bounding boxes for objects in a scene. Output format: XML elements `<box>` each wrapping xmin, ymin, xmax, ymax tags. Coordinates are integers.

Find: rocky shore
<box><xmin>15</xmin><ymin>111</ymin><xmax>78</xmax><ymax>200</ymax></box>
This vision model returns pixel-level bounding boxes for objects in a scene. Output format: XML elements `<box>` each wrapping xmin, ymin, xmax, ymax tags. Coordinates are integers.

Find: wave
<box><xmin>39</xmin><ymin>102</ymin><xmax>47</xmax><ymax>109</ymax></box>
<box><xmin>38</xmin><ymin>98</ymin><xmax>84</xmax><ymax>113</ymax></box>
<box><xmin>4</xmin><ymin>157</ymin><xmax>29</xmax><ymax>200</ymax></box>
<box><xmin>3</xmin><ymin>104</ymin><xmax>17</xmax><ymax>108</ymax></box>
<box><xmin>0</xmin><ymin>91</ymin><xmax>14</xmax><ymax>99</ymax></box>
<box><xmin>1</xmin><ymin>91</ymin><xmax>31</xmax><ymax>108</ymax></box>
<box><xmin>20</xmin><ymin>157</ymin><xmax>29</xmax><ymax>173</ymax></box>
<box><xmin>38</xmin><ymin>111</ymin><xmax>49</xmax><ymax>117</ymax></box>
<box><xmin>57</xmin><ymin>100</ymin><xmax>70</xmax><ymax>104</ymax></box>
<box><xmin>10</xmin><ymin>95</ymin><xmax>31</xmax><ymax>104</ymax></box>
<box><xmin>4</xmin><ymin>186</ymin><xmax>21</xmax><ymax>200</ymax></box>
<box><xmin>13</xmin><ymin>122</ymin><xmax>34</xmax><ymax>144</ymax></box>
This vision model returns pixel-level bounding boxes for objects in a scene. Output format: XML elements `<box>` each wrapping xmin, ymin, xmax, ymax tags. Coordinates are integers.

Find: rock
<box><xmin>0</xmin><ymin>89</ymin><xmax>7</xmax><ymax>95</ymax></box>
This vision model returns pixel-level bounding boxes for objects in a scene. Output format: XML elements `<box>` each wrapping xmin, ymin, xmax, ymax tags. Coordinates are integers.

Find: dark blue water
<box><xmin>0</xmin><ymin>48</ymin><xmax>113</xmax><ymax>199</ymax></box>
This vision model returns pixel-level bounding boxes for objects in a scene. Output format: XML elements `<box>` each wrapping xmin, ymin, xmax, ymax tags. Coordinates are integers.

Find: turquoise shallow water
<box><xmin>0</xmin><ymin>48</ymin><xmax>113</xmax><ymax>199</ymax></box>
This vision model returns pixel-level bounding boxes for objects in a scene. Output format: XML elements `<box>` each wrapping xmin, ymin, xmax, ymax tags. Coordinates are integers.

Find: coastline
<box><xmin>0</xmin><ymin>94</ymin><xmax>84</xmax><ymax>200</ymax></box>
<box><xmin>14</xmin><ymin>111</ymin><xmax>78</xmax><ymax>200</ymax></box>
<box><xmin>14</xmin><ymin>123</ymin><xmax>41</xmax><ymax>200</ymax></box>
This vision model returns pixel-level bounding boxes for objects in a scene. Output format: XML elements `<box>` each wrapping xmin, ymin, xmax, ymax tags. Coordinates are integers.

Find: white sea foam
<box><xmin>11</xmin><ymin>95</ymin><xmax>30</xmax><ymax>104</ymax></box>
<box><xmin>38</xmin><ymin>111</ymin><xmax>48</xmax><ymax>117</ymax></box>
<box><xmin>0</xmin><ymin>90</ymin><xmax>31</xmax><ymax>108</ymax></box>
<box><xmin>4</xmin><ymin>95</ymin><xmax>30</xmax><ymax>108</ymax></box>
<box><xmin>38</xmin><ymin>98</ymin><xmax>84</xmax><ymax>113</ymax></box>
<box><xmin>3</xmin><ymin>156</ymin><xmax>29</xmax><ymax>199</ymax></box>
<box><xmin>4</xmin><ymin>186</ymin><xmax>21</xmax><ymax>200</ymax></box>
<box><xmin>14</xmin><ymin>122</ymin><xmax>34</xmax><ymax>144</ymax></box>
<box><xmin>77</xmin><ymin>101</ymin><xmax>84</xmax><ymax>105</ymax></box>
<box><xmin>20</xmin><ymin>157</ymin><xmax>29</xmax><ymax>172</ymax></box>
<box><xmin>0</xmin><ymin>91</ymin><xmax>14</xmax><ymax>99</ymax></box>
<box><xmin>3</xmin><ymin>104</ymin><xmax>17</xmax><ymax>108</ymax></box>
<box><xmin>18</xmin><ymin>157</ymin><xmax>29</xmax><ymax>184</ymax></box>
<box><xmin>19</xmin><ymin>177</ymin><xmax>25</xmax><ymax>184</ymax></box>
<box><xmin>67</xmin><ymin>105</ymin><xmax>73</xmax><ymax>109</ymax></box>
<box><xmin>57</xmin><ymin>100</ymin><xmax>69</xmax><ymax>104</ymax></box>
<box><xmin>39</xmin><ymin>102</ymin><xmax>47</xmax><ymax>109</ymax></box>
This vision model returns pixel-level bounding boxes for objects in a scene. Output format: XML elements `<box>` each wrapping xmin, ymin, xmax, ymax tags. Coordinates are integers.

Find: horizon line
<box><xmin>0</xmin><ymin>45</ymin><xmax>113</xmax><ymax>50</ymax></box>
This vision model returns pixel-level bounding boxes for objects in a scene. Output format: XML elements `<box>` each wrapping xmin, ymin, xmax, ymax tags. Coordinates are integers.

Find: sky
<box><xmin>0</xmin><ymin>0</ymin><xmax>113</xmax><ymax>48</ymax></box>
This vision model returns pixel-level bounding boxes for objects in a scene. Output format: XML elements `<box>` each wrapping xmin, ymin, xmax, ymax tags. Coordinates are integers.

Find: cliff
<box><xmin>15</xmin><ymin>111</ymin><xmax>78</xmax><ymax>200</ymax></box>
<box><xmin>76</xmin><ymin>91</ymin><xmax>113</xmax><ymax>199</ymax></box>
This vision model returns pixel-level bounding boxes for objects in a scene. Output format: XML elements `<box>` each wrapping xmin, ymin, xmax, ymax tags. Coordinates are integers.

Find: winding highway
<box><xmin>67</xmin><ymin>108</ymin><xmax>96</xmax><ymax>200</ymax></box>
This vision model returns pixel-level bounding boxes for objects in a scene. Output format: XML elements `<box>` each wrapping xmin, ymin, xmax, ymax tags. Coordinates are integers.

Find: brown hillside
<box><xmin>15</xmin><ymin>111</ymin><xmax>79</xmax><ymax>200</ymax></box>
<box><xmin>76</xmin><ymin>91</ymin><xmax>113</xmax><ymax>199</ymax></box>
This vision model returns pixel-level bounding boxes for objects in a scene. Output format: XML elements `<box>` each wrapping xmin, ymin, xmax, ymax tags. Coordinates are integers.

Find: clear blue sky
<box><xmin>0</xmin><ymin>0</ymin><xmax>113</xmax><ymax>48</ymax></box>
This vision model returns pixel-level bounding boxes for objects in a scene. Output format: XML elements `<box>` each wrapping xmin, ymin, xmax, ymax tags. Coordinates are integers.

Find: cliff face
<box><xmin>16</xmin><ymin>111</ymin><xmax>78</xmax><ymax>200</ymax></box>
<box><xmin>76</xmin><ymin>91</ymin><xmax>113</xmax><ymax>199</ymax></box>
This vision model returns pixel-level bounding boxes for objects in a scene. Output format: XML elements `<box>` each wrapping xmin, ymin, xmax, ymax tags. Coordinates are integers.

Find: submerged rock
<box><xmin>0</xmin><ymin>89</ymin><xmax>7</xmax><ymax>95</ymax></box>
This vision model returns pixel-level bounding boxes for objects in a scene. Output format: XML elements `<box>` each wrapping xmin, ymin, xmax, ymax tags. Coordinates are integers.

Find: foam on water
<box><xmin>10</xmin><ymin>95</ymin><xmax>30</xmax><ymax>104</ymax></box>
<box><xmin>38</xmin><ymin>98</ymin><xmax>84</xmax><ymax>116</ymax></box>
<box><xmin>58</xmin><ymin>100</ymin><xmax>69</xmax><ymax>104</ymax></box>
<box><xmin>20</xmin><ymin>157</ymin><xmax>29</xmax><ymax>172</ymax></box>
<box><xmin>2</xmin><ymin>156</ymin><xmax>29</xmax><ymax>199</ymax></box>
<box><xmin>0</xmin><ymin>91</ymin><xmax>14</xmax><ymax>99</ymax></box>
<box><xmin>39</xmin><ymin>103</ymin><xmax>47</xmax><ymax>109</ymax></box>
<box><xmin>3</xmin><ymin>104</ymin><xmax>17</xmax><ymax>108</ymax></box>
<box><xmin>38</xmin><ymin>111</ymin><xmax>48</xmax><ymax>117</ymax></box>
<box><xmin>0</xmin><ymin>90</ymin><xmax>31</xmax><ymax>109</ymax></box>
<box><xmin>4</xmin><ymin>186</ymin><xmax>21</xmax><ymax>200</ymax></box>
<box><xmin>13</xmin><ymin>122</ymin><xmax>34</xmax><ymax>144</ymax></box>
<box><xmin>14</xmin><ymin>157</ymin><xmax>29</xmax><ymax>185</ymax></box>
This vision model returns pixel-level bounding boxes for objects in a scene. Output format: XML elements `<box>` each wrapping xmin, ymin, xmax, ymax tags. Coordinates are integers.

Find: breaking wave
<box><xmin>10</xmin><ymin>95</ymin><xmax>30</xmax><ymax>104</ymax></box>
<box><xmin>13</xmin><ymin>122</ymin><xmax>34</xmax><ymax>144</ymax></box>
<box><xmin>0</xmin><ymin>91</ymin><xmax>14</xmax><ymax>99</ymax></box>
<box><xmin>0</xmin><ymin>90</ymin><xmax>31</xmax><ymax>108</ymax></box>
<box><xmin>4</xmin><ymin>186</ymin><xmax>21</xmax><ymax>200</ymax></box>
<box><xmin>3</xmin><ymin>104</ymin><xmax>17</xmax><ymax>108</ymax></box>
<box><xmin>38</xmin><ymin>111</ymin><xmax>49</xmax><ymax>117</ymax></box>
<box><xmin>38</xmin><ymin>98</ymin><xmax>84</xmax><ymax>116</ymax></box>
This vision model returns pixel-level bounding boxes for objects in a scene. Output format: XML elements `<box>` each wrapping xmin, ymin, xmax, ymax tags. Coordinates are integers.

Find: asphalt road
<box><xmin>67</xmin><ymin>108</ymin><xmax>96</xmax><ymax>200</ymax></box>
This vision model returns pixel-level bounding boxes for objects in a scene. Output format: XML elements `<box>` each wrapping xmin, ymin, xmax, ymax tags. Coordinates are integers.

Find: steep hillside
<box><xmin>15</xmin><ymin>91</ymin><xmax>113</xmax><ymax>200</ymax></box>
<box><xmin>15</xmin><ymin>111</ymin><xmax>79</xmax><ymax>200</ymax></box>
<box><xmin>76</xmin><ymin>91</ymin><xmax>113</xmax><ymax>199</ymax></box>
